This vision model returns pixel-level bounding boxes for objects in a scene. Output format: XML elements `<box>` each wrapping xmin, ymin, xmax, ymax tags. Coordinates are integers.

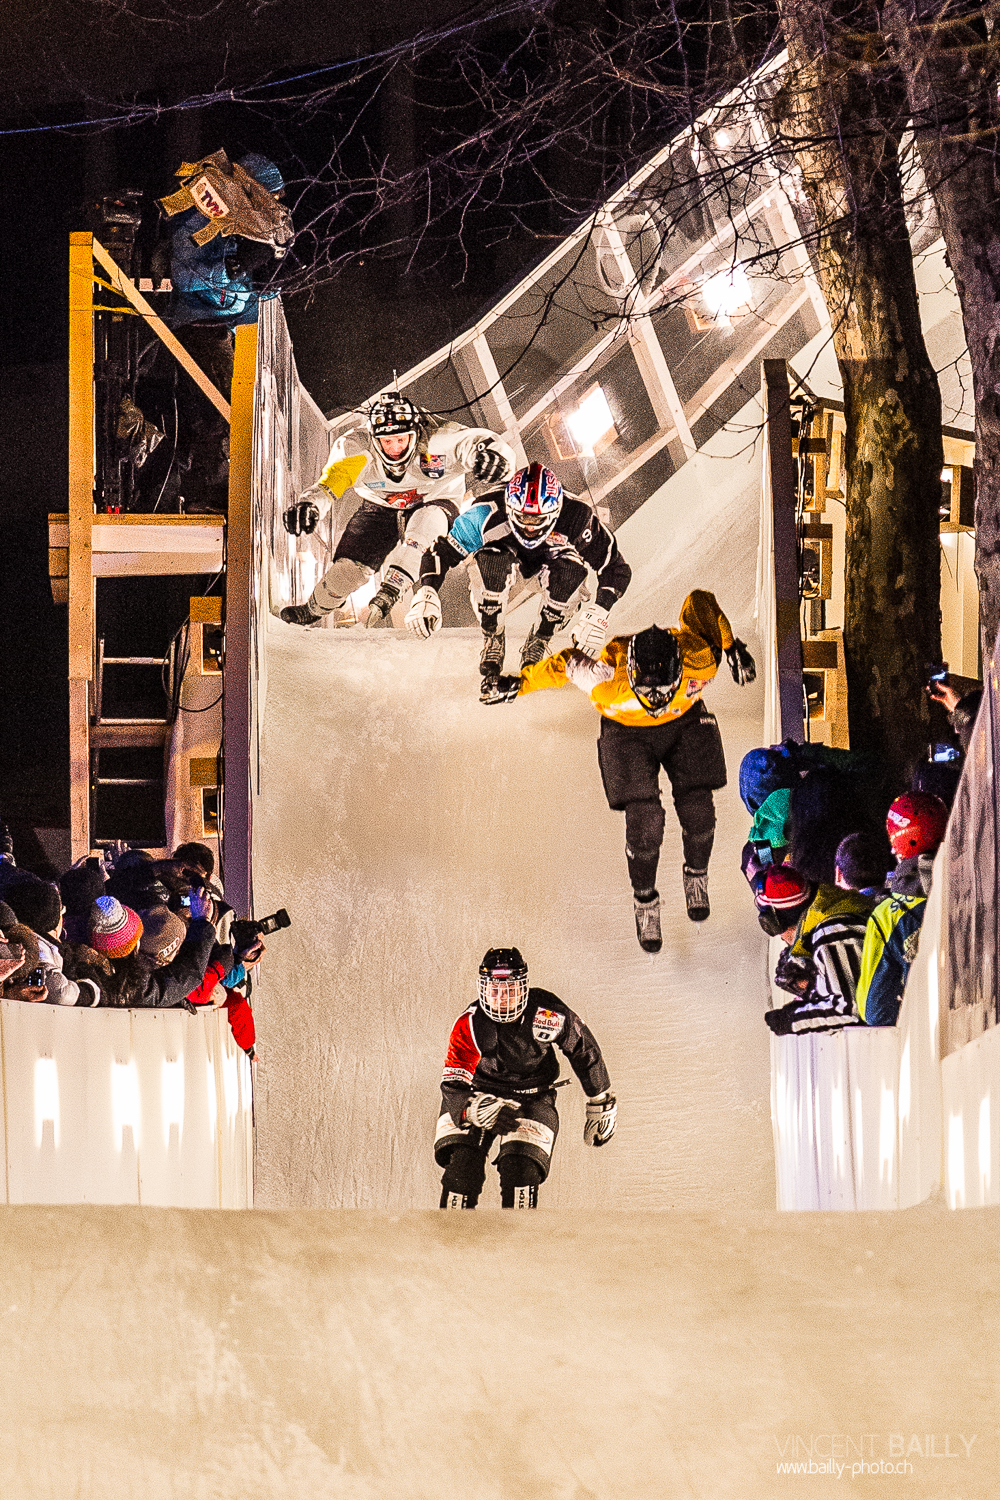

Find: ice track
<box><xmin>253</xmin><ymin>434</ymin><xmax>775</xmax><ymax>1211</ymax></box>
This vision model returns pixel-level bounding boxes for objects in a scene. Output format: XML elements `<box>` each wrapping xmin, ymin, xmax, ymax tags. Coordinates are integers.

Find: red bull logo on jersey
<box><xmin>532</xmin><ymin>1007</ymin><xmax>564</xmax><ymax>1042</ymax></box>
<box><xmin>373</xmin><ymin>487</ymin><xmax>423</xmax><ymax>508</ymax></box>
<box><xmin>420</xmin><ymin>453</ymin><xmax>446</xmax><ymax>478</ymax></box>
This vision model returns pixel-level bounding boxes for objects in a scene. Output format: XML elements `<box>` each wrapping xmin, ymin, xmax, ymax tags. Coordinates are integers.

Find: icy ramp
<box><xmin>2</xmin><ymin>1204</ymin><xmax>996</xmax><ymax>1500</ymax></box>
<box><xmin>253</xmin><ymin>428</ymin><xmax>773</xmax><ymax>1211</ymax></box>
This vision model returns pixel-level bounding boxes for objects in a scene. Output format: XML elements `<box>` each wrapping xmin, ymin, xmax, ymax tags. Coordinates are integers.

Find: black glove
<box><xmin>480</xmin><ymin>674</ymin><xmax>521</xmax><ymax>705</ymax></box>
<box><xmin>773</xmin><ymin>946</ymin><xmax>814</xmax><ymax>995</ymax></box>
<box><xmin>764</xmin><ymin>1005</ymin><xmax>797</xmax><ymax>1035</ymax></box>
<box><xmin>726</xmin><ymin>638</ymin><xmax>756</xmax><ymax>686</ymax></box>
<box><xmin>283</xmin><ymin>500</ymin><xmax>320</xmax><ymax>536</ymax></box>
<box><xmin>472</xmin><ymin>442</ymin><xmax>508</xmax><ymax>484</ymax></box>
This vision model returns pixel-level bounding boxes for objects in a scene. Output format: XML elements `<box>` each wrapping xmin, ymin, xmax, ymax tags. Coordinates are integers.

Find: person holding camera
<box><xmin>3</xmin><ymin>874</ymin><xmax>102</xmax><ymax>1007</ymax></box>
<box><xmin>927</xmin><ymin>663</ymin><xmax>982</xmax><ymax>753</ymax></box>
<box><xmin>87</xmin><ymin>888</ymin><xmax>226</xmax><ymax>1008</ymax></box>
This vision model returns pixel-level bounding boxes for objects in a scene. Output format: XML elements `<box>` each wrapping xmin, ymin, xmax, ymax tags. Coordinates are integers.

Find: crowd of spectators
<box><xmin>0</xmin><ymin>837</ymin><xmax>260</xmax><ymax>1058</ymax></box>
<box><xmin>740</xmin><ymin>672</ymin><xmax>981</xmax><ymax>1037</ymax></box>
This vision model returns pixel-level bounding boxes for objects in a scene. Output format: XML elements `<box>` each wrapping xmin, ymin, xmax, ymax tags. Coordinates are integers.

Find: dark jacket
<box><xmin>420</xmin><ymin>494</ymin><xmax>632</xmax><ymax>610</ymax></box>
<box><xmin>104</xmin><ymin>918</ymin><xmax>228</xmax><ymax>1009</ymax></box>
<box><xmin>765</xmin><ymin>885</ymin><xmax>876</xmax><ymax>1035</ymax></box>
<box><xmin>949</xmin><ymin>689</ymin><xmax>982</xmax><ymax>753</ymax></box>
<box><xmin>440</xmin><ymin>987</ymin><xmax>610</xmax><ymax>1126</ymax></box>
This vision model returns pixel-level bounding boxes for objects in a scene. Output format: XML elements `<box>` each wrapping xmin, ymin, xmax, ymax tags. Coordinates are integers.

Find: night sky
<box><xmin>0</xmin><ymin>0</ymin><xmax>544</xmax><ymax>858</ymax></box>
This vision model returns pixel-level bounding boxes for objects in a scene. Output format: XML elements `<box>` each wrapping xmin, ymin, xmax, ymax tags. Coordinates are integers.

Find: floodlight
<box><xmin>701</xmin><ymin>264</ymin><xmax>752</xmax><ymax>325</ymax></box>
<box><xmin>566</xmin><ymin>385</ymin><xmax>617</xmax><ymax>456</ymax></box>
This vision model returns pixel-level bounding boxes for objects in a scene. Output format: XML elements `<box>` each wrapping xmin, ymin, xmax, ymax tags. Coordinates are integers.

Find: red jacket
<box><xmin>186</xmin><ymin>959</ymin><xmax>256</xmax><ymax>1053</ymax></box>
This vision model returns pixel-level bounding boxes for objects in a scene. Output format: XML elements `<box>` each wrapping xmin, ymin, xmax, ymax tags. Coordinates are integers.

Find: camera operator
<box><xmin>927</xmin><ymin>663</ymin><xmax>982</xmax><ymax>753</ymax></box>
<box><xmin>88</xmin><ymin>888</ymin><xmax>226</xmax><ymax>1009</ymax></box>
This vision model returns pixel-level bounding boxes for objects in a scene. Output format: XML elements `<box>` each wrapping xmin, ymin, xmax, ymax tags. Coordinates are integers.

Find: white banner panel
<box><xmin>0</xmin><ymin>1001</ymin><xmax>252</xmax><ymax>1208</ymax></box>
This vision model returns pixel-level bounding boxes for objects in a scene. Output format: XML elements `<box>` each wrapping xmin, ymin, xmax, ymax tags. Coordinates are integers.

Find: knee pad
<box><xmin>313</xmin><ymin>557</ymin><xmax>370</xmax><ymax>611</ymax></box>
<box><xmin>441</xmin><ymin>1143</ymin><xmax>488</xmax><ymax>1206</ymax></box>
<box><xmin>470</xmin><ymin>556</ymin><xmax>512</xmax><ymax>630</ymax></box>
<box><xmin>624</xmin><ymin>798</ymin><xmax>666</xmax><ymax>858</ymax></box>
<box><xmin>476</xmin><ymin>547</ymin><xmax>515</xmax><ymax>594</ymax></box>
<box><xmin>403</xmin><ymin>504</ymin><xmax>453</xmax><ymax>550</ymax></box>
<box><xmin>498</xmin><ymin>1153</ymin><xmax>544</xmax><ymax>1209</ymax></box>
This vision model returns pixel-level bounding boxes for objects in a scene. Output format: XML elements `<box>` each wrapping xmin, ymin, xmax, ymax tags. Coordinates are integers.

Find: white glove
<box><xmin>404</xmin><ymin>586</ymin><xmax>442</xmax><ymax>638</ymax></box>
<box><xmin>570</xmin><ymin>603</ymin><xmax>610</xmax><ymax>657</ymax></box>
<box><xmin>584</xmin><ymin>1090</ymin><xmax>617</xmax><ymax>1147</ymax></box>
<box><xmin>464</xmin><ymin>1093</ymin><xmax>520</xmax><ymax>1131</ymax></box>
<box><xmin>564</xmin><ymin>649</ymin><xmax>615</xmax><ymax>693</ymax></box>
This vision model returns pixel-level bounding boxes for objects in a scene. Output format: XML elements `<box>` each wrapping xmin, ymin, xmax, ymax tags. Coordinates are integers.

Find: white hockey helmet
<box><xmin>367</xmin><ymin>392</ymin><xmax>426</xmax><ymax>479</ymax></box>
<box><xmin>477</xmin><ymin>947</ymin><xmax>529</xmax><ymax>1023</ymax></box>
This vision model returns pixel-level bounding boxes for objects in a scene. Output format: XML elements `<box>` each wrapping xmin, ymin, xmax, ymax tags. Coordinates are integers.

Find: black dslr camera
<box><xmin>231</xmin><ymin>908</ymin><xmax>291</xmax><ymax>956</ymax></box>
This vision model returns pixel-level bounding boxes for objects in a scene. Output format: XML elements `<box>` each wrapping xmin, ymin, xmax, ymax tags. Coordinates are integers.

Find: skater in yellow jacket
<box><xmin>483</xmin><ymin>590</ymin><xmax>756</xmax><ymax>950</ymax></box>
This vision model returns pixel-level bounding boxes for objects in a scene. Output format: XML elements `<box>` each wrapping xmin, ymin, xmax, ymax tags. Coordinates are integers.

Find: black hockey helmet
<box><xmin>478</xmin><ymin>947</ymin><xmax>529</xmax><ymax>1023</ymax></box>
<box><xmin>367</xmin><ymin>391</ymin><xmax>426</xmax><ymax>478</ymax></box>
<box><xmin>626</xmin><ymin>625</ymin><xmax>683</xmax><ymax>714</ymax></box>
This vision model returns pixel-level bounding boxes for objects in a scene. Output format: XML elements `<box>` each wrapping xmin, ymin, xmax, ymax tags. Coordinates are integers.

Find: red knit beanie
<box><xmin>755</xmin><ymin>865</ymin><xmax>814</xmax><ymax>912</ymax></box>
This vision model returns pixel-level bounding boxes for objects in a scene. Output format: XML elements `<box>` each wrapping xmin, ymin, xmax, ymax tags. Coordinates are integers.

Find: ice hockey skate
<box><xmin>683</xmin><ymin>866</ymin><xmax>710</xmax><ymax>922</ymax></box>
<box><xmin>633</xmin><ymin>891</ymin><xmax>662</xmax><ymax>952</ymax></box>
<box><xmin>279</xmin><ymin>599</ymin><xmax>325</xmax><ymax>626</ymax></box>
<box><xmin>365</xmin><ymin>567</ymin><xmax>409</xmax><ymax>627</ymax></box>
<box><xmin>479</xmin><ymin>629</ymin><xmax>506</xmax><ymax>677</ymax></box>
<box><xmin>519</xmin><ymin>629</ymin><xmax>548</xmax><ymax>669</ymax></box>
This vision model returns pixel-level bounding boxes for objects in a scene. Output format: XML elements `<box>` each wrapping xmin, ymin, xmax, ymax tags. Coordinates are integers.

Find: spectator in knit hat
<box><xmin>89</xmin><ymin>888</ymin><xmax>228</xmax><ymax>1009</ymax></box>
<box><xmin>0</xmin><ymin>924</ymin><xmax>48</xmax><ymax>1002</ymax></box>
<box><xmin>5</xmin><ymin>875</ymin><xmax>100</xmax><ymax>1007</ymax></box>
<box><xmin>759</xmin><ymin>865</ymin><xmax>877</xmax><ymax>1036</ymax></box>
<box><xmin>139</xmin><ymin>907</ymin><xmax>187</xmax><ymax>966</ymax></box>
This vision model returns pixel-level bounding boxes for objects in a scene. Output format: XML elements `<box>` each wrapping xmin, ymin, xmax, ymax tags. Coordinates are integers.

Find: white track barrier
<box><xmin>772</xmin><ymin>670</ymin><xmax>1000</xmax><ymax>1210</ymax></box>
<box><xmin>0</xmin><ymin>1001</ymin><xmax>252</xmax><ymax>1207</ymax></box>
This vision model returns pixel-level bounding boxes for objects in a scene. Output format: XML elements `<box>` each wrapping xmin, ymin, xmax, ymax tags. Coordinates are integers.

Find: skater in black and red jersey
<box><xmin>434</xmin><ymin>947</ymin><xmax>617</xmax><ymax>1209</ymax></box>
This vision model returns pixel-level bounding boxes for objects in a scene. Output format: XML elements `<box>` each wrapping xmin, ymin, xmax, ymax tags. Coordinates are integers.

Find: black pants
<box><xmin>435</xmin><ymin>1090</ymin><xmax>559</xmax><ymax>1207</ymax></box>
<box><xmin>333</xmin><ymin>497</ymin><xmax>459</xmax><ymax>570</ymax></box>
<box><xmin>597</xmin><ymin>704</ymin><xmax>727</xmax><ymax>891</ymax></box>
<box><xmin>476</xmin><ymin>544</ymin><xmax>588</xmax><ymax>636</ymax></box>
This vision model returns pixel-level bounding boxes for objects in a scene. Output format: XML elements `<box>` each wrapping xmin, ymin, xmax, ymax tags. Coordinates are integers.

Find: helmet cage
<box><xmin>368</xmin><ymin>394</ymin><xmax>424</xmax><ymax>479</ymax></box>
<box><xmin>626</xmin><ymin>630</ymin><xmax>683</xmax><ymax>714</ymax></box>
<box><xmin>506</xmin><ymin>464</ymin><xmax>563</xmax><ymax>550</ymax></box>
<box><xmin>477</xmin><ymin>947</ymin><xmax>529</xmax><ymax>1023</ymax></box>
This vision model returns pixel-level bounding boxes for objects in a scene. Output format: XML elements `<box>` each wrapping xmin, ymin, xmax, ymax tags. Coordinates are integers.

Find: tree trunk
<box><xmin>882</xmin><ymin>0</ymin><xmax>1000</xmax><ymax>670</ymax></box>
<box><xmin>773</xmin><ymin>0</ymin><xmax>943</xmax><ymax>780</ymax></box>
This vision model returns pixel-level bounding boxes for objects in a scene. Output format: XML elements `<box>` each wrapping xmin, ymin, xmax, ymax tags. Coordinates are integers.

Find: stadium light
<box><xmin>701</xmin><ymin>264</ymin><xmax>753</xmax><ymax>327</ymax></box>
<box><xmin>566</xmin><ymin>385</ymin><xmax>617</xmax><ymax>456</ymax></box>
